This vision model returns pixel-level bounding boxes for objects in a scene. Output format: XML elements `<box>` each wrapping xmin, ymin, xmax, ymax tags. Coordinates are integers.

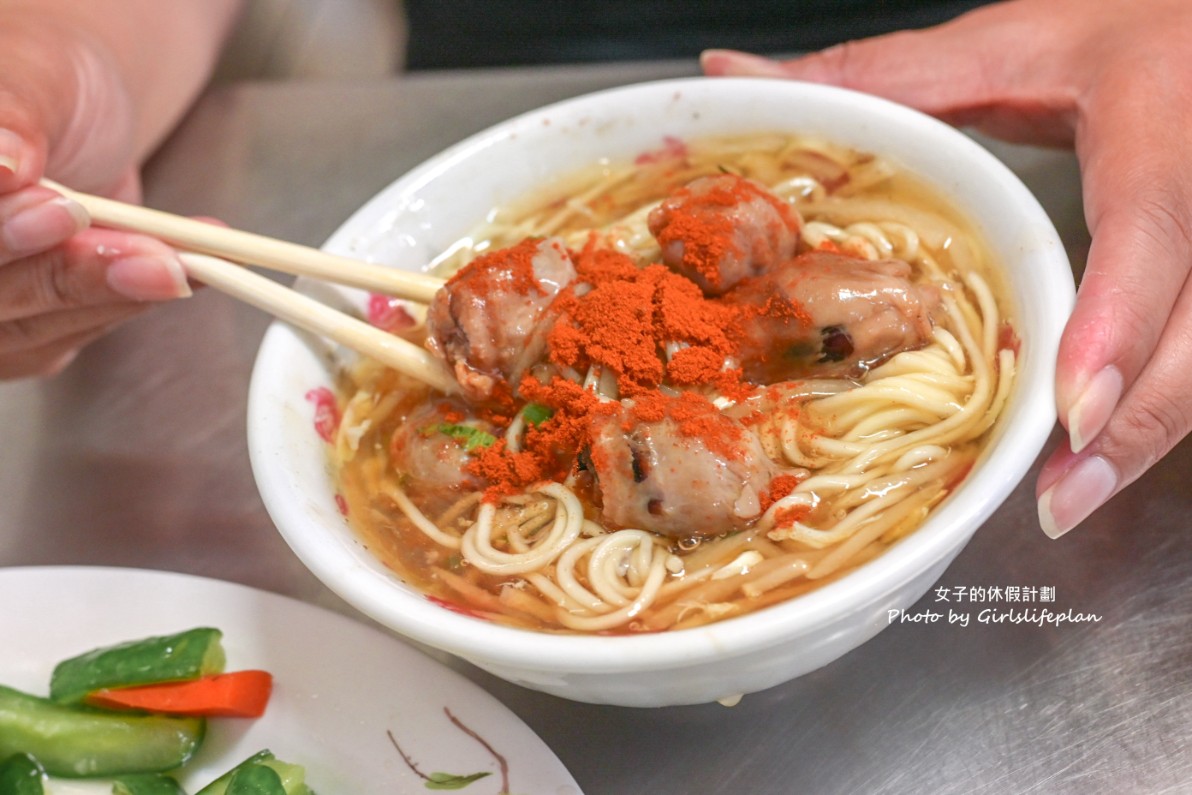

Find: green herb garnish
<box><xmin>521</xmin><ymin>403</ymin><xmax>554</xmax><ymax>427</ymax></box>
<box><xmin>423</xmin><ymin>423</ymin><xmax>498</xmax><ymax>452</ymax></box>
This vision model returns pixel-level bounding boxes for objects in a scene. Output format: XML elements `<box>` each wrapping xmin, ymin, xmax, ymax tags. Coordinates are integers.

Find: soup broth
<box><xmin>330</xmin><ymin>133</ymin><xmax>1016</xmax><ymax>633</ymax></box>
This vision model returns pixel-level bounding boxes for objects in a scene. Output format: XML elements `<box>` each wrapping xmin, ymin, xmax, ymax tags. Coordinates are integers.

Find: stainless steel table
<box><xmin>2</xmin><ymin>60</ymin><xmax>1189</xmax><ymax>794</ymax></box>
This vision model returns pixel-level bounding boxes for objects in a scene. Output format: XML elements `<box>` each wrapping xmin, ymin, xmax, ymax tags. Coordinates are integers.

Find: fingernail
<box><xmin>0</xmin><ymin>128</ymin><xmax>21</xmax><ymax>178</ymax></box>
<box><xmin>1066</xmin><ymin>366</ymin><xmax>1123</xmax><ymax>453</ymax></box>
<box><xmin>106</xmin><ymin>254</ymin><xmax>192</xmax><ymax>301</ymax></box>
<box><xmin>2</xmin><ymin>196</ymin><xmax>89</xmax><ymax>254</ymax></box>
<box><xmin>701</xmin><ymin>49</ymin><xmax>787</xmax><ymax>78</ymax></box>
<box><xmin>1037</xmin><ymin>455</ymin><xmax>1118</xmax><ymax>539</ymax></box>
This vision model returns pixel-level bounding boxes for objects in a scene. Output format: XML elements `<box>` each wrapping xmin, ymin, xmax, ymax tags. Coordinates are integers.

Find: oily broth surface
<box><xmin>333</xmin><ymin>133</ymin><xmax>1015</xmax><ymax>633</ymax></box>
<box><xmin>431</xmin><ymin>132</ymin><xmax>1010</xmax><ymax>305</ymax></box>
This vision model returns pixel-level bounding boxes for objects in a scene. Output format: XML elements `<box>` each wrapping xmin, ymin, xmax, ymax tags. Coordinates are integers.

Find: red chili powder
<box><xmin>652</xmin><ymin>175</ymin><xmax>799</xmax><ymax>291</ymax></box>
<box><xmin>625</xmin><ymin>391</ymin><xmax>745</xmax><ymax>461</ymax></box>
<box><xmin>549</xmin><ymin>238</ymin><xmax>746</xmax><ymax>396</ymax></box>
<box><xmin>464</xmin><ymin>233</ymin><xmax>794</xmax><ymax>498</ymax></box>
<box><xmin>653</xmin><ymin>192</ymin><xmax>735</xmax><ymax>290</ymax></box>
<box><xmin>466</xmin><ymin>376</ymin><xmax>615</xmax><ymax>499</ymax></box>
<box><xmin>759</xmin><ymin>473</ymin><xmax>803</xmax><ymax>514</ymax></box>
<box><xmin>772</xmin><ymin>503</ymin><xmax>812</xmax><ymax>528</ymax></box>
<box><xmin>445</xmin><ymin>236</ymin><xmax>550</xmax><ymax>296</ymax></box>
<box><xmin>548</xmin><ymin>274</ymin><xmax>664</xmax><ymax>392</ymax></box>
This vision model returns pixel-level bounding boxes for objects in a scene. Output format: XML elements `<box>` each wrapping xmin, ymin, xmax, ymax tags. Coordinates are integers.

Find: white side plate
<box><xmin>0</xmin><ymin>566</ymin><xmax>581</xmax><ymax>794</ymax></box>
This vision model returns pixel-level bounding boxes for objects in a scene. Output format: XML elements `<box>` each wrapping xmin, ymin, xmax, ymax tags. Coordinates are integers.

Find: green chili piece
<box><xmin>225</xmin><ymin>763</ymin><xmax>287</xmax><ymax>795</ymax></box>
<box><xmin>195</xmin><ymin>752</ymin><xmax>311</xmax><ymax>795</ymax></box>
<box><xmin>50</xmin><ymin>628</ymin><xmax>226</xmax><ymax>705</ymax></box>
<box><xmin>196</xmin><ymin>750</ymin><xmax>273</xmax><ymax>792</ymax></box>
<box><xmin>112</xmin><ymin>773</ymin><xmax>187</xmax><ymax>795</ymax></box>
<box><xmin>0</xmin><ymin>753</ymin><xmax>45</xmax><ymax>795</ymax></box>
<box><xmin>0</xmin><ymin>685</ymin><xmax>204</xmax><ymax>778</ymax></box>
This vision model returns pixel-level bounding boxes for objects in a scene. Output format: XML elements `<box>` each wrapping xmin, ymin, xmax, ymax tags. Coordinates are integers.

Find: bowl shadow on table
<box><xmin>462</xmin><ymin>428</ymin><xmax>1192</xmax><ymax>794</ymax></box>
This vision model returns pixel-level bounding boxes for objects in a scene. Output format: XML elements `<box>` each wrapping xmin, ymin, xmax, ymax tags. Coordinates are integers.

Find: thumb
<box><xmin>0</xmin><ymin>127</ymin><xmax>41</xmax><ymax>196</ymax></box>
<box><xmin>701</xmin><ymin>2</ymin><xmax>1082</xmax><ymax>146</ymax></box>
<box><xmin>0</xmin><ymin>12</ymin><xmax>76</xmax><ymax>193</ymax></box>
<box><xmin>0</xmin><ymin>12</ymin><xmax>135</xmax><ymax>196</ymax></box>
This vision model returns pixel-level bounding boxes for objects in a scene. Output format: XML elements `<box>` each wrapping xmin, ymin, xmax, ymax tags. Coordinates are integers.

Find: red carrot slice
<box><xmin>85</xmin><ymin>670</ymin><xmax>273</xmax><ymax>718</ymax></box>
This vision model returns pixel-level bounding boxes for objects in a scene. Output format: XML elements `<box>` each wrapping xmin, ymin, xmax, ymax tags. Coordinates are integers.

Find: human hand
<box><xmin>701</xmin><ymin>0</ymin><xmax>1192</xmax><ymax>538</ymax></box>
<box><xmin>0</xmin><ymin>10</ymin><xmax>190</xmax><ymax>379</ymax></box>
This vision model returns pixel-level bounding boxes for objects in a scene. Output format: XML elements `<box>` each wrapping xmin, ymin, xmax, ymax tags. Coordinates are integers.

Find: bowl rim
<box><xmin>248</xmin><ymin>76</ymin><xmax>1073</xmax><ymax>673</ymax></box>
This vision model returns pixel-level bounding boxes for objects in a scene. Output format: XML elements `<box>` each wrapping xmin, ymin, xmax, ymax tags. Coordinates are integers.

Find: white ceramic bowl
<box><xmin>248</xmin><ymin>78</ymin><xmax>1074</xmax><ymax>707</ymax></box>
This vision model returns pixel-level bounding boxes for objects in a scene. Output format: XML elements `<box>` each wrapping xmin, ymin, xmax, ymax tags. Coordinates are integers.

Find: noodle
<box><xmin>332</xmin><ymin>133</ymin><xmax>1017</xmax><ymax>634</ymax></box>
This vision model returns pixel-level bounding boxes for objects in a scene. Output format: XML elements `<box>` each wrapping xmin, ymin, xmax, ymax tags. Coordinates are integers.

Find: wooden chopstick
<box><xmin>179</xmin><ymin>252</ymin><xmax>457</xmax><ymax>394</ymax></box>
<box><xmin>43</xmin><ymin>179</ymin><xmax>445</xmax><ymax>304</ymax></box>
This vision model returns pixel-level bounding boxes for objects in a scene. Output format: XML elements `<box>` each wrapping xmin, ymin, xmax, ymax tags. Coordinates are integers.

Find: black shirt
<box><xmin>405</xmin><ymin>0</ymin><xmax>994</xmax><ymax>71</ymax></box>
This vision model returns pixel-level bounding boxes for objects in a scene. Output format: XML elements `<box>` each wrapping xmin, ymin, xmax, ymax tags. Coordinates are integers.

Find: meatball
<box><xmin>647</xmin><ymin>173</ymin><xmax>802</xmax><ymax>295</ymax></box>
<box><xmin>427</xmin><ymin>237</ymin><xmax>576</xmax><ymax>401</ymax></box>
<box><xmin>389</xmin><ymin>399</ymin><xmax>493</xmax><ymax>495</ymax></box>
<box><xmin>729</xmin><ymin>251</ymin><xmax>939</xmax><ymax>384</ymax></box>
<box><xmin>586</xmin><ymin>397</ymin><xmax>775</xmax><ymax>539</ymax></box>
